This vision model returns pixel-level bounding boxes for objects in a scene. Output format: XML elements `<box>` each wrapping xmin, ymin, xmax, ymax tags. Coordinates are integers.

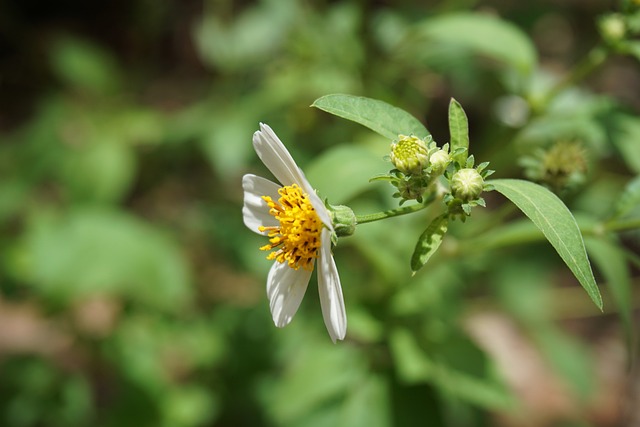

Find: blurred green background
<box><xmin>1</xmin><ymin>0</ymin><xmax>639</xmax><ymax>426</ymax></box>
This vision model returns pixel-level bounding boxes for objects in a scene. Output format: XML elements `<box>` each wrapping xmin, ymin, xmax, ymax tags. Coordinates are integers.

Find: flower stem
<box><xmin>602</xmin><ymin>217</ymin><xmax>640</xmax><ymax>234</ymax></box>
<box><xmin>355</xmin><ymin>195</ymin><xmax>435</xmax><ymax>225</ymax></box>
<box><xmin>462</xmin><ymin>216</ymin><xmax>640</xmax><ymax>254</ymax></box>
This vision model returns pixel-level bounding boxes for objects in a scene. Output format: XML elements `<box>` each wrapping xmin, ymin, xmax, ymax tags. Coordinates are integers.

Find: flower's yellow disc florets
<box><xmin>390</xmin><ymin>135</ymin><xmax>430</xmax><ymax>175</ymax></box>
<box><xmin>258</xmin><ymin>184</ymin><xmax>322</xmax><ymax>271</ymax></box>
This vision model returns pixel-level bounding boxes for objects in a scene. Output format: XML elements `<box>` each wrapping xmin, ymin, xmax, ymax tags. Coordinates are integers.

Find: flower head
<box><xmin>450</xmin><ymin>168</ymin><xmax>485</xmax><ymax>201</ymax></box>
<box><xmin>390</xmin><ymin>135</ymin><xmax>430</xmax><ymax>175</ymax></box>
<box><xmin>242</xmin><ymin>123</ymin><xmax>346</xmax><ymax>342</ymax></box>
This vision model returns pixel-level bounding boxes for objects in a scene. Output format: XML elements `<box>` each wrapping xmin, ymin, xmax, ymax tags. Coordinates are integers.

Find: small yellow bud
<box><xmin>451</xmin><ymin>168</ymin><xmax>484</xmax><ymax>201</ymax></box>
<box><xmin>390</xmin><ymin>135</ymin><xmax>429</xmax><ymax>175</ymax></box>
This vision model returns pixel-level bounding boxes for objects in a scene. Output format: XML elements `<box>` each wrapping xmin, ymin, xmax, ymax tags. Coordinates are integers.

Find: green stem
<box><xmin>355</xmin><ymin>202</ymin><xmax>430</xmax><ymax>224</ymax></box>
<box><xmin>601</xmin><ymin>217</ymin><xmax>640</xmax><ymax>234</ymax></box>
<box><xmin>356</xmin><ymin>192</ymin><xmax>438</xmax><ymax>224</ymax></box>
<box><xmin>464</xmin><ymin>216</ymin><xmax>640</xmax><ymax>254</ymax></box>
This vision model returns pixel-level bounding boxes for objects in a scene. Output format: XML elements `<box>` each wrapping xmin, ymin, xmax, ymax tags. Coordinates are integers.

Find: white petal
<box><xmin>267</xmin><ymin>260</ymin><xmax>312</xmax><ymax>328</ymax></box>
<box><xmin>242</xmin><ymin>174</ymin><xmax>281</xmax><ymax>235</ymax></box>
<box><xmin>317</xmin><ymin>228</ymin><xmax>346</xmax><ymax>342</ymax></box>
<box><xmin>253</xmin><ymin>123</ymin><xmax>306</xmax><ymax>187</ymax></box>
<box><xmin>305</xmin><ymin>185</ymin><xmax>334</xmax><ymax>232</ymax></box>
<box><xmin>253</xmin><ymin>123</ymin><xmax>334</xmax><ymax>232</ymax></box>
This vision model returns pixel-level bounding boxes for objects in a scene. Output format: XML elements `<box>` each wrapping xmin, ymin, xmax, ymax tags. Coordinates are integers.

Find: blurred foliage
<box><xmin>0</xmin><ymin>0</ymin><xmax>639</xmax><ymax>426</ymax></box>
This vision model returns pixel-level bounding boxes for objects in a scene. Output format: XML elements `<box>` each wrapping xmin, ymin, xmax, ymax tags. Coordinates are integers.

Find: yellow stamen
<box><xmin>258</xmin><ymin>184</ymin><xmax>323</xmax><ymax>271</ymax></box>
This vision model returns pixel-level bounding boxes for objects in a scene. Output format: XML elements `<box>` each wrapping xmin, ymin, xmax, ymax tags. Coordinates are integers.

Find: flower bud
<box><xmin>328</xmin><ymin>204</ymin><xmax>357</xmax><ymax>237</ymax></box>
<box><xmin>599</xmin><ymin>14</ymin><xmax>626</xmax><ymax>42</ymax></box>
<box><xmin>390</xmin><ymin>135</ymin><xmax>429</xmax><ymax>175</ymax></box>
<box><xmin>397</xmin><ymin>178</ymin><xmax>425</xmax><ymax>202</ymax></box>
<box><xmin>429</xmin><ymin>149</ymin><xmax>451</xmax><ymax>175</ymax></box>
<box><xmin>450</xmin><ymin>168</ymin><xmax>484</xmax><ymax>201</ymax></box>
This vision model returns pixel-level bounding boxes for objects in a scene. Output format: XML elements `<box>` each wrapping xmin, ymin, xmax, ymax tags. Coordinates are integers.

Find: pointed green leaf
<box><xmin>411</xmin><ymin>214</ymin><xmax>449</xmax><ymax>273</ymax></box>
<box><xmin>312</xmin><ymin>94</ymin><xmax>429</xmax><ymax>140</ymax></box>
<box><xmin>448</xmin><ymin>98</ymin><xmax>469</xmax><ymax>162</ymax></box>
<box><xmin>490</xmin><ymin>179</ymin><xmax>602</xmax><ymax>309</ymax></box>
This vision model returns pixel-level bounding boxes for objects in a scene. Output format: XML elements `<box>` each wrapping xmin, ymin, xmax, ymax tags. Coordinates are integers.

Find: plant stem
<box><xmin>602</xmin><ymin>217</ymin><xmax>640</xmax><ymax>234</ymax></box>
<box><xmin>463</xmin><ymin>216</ymin><xmax>640</xmax><ymax>254</ymax></box>
<box><xmin>355</xmin><ymin>195</ymin><xmax>436</xmax><ymax>224</ymax></box>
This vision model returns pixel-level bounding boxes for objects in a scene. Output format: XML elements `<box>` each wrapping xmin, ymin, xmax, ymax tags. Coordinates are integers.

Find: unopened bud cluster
<box><xmin>443</xmin><ymin>155</ymin><xmax>494</xmax><ymax>221</ymax></box>
<box><xmin>378</xmin><ymin>132</ymin><xmax>492</xmax><ymax>220</ymax></box>
<box><xmin>379</xmin><ymin>135</ymin><xmax>455</xmax><ymax>205</ymax></box>
<box><xmin>520</xmin><ymin>140</ymin><xmax>588</xmax><ymax>194</ymax></box>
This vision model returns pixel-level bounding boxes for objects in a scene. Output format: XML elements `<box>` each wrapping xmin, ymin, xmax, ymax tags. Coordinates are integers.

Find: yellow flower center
<box><xmin>258</xmin><ymin>184</ymin><xmax>323</xmax><ymax>271</ymax></box>
<box><xmin>390</xmin><ymin>135</ymin><xmax>429</xmax><ymax>175</ymax></box>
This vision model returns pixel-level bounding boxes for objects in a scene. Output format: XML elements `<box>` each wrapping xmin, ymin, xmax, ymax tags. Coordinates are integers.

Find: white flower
<box><xmin>242</xmin><ymin>123</ymin><xmax>347</xmax><ymax>342</ymax></box>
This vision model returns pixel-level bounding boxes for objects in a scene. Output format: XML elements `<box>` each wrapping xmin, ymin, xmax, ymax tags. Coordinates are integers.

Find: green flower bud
<box><xmin>429</xmin><ymin>149</ymin><xmax>451</xmax><ymax>175</ymax></box>
<box><xmin>397</xmin><ymin>177</ymin><xmax>425</xmax><ymax>202</ymax></box>
<box><xmin>599</xmin><ymin>14</ymin><xmax>626</xmax><ymax>42</ymax></box>
<box><xmin>520</xmin><ymin>141</ymin><xmax>587</xmax><ymax>193</ymax></box>
<box><xmin>450</xmin><ymin>168</ymin><xmax>484</xmax><ymax>201</ymax></box>
<box><xmin>390</xmin><ymin>135</ymin><xmax>429</xmax><ymax>175</ymax></box>
<box><xmin>328</xmin><ymin>204</ymin><xmax>357</xmax><ymax>237</ymax></box>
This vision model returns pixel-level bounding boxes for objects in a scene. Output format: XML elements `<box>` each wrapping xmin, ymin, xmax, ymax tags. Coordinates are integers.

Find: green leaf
<box><xmin>448</xmin><ymin>98</ymin><xmax>469</xmax><ymax>163</ymax></box>
<box><xmin>612</xmin><ymin>175</ymin><xmax>640</xmax><ymax>219</ymax></box>
<box><xmin>412</xmin><ymin>13</ymin><xmax>537</xmax><ymax>75</ymax></box>
<box><xmin>411</xmin><ymin>214</ymin><xmax>449</xmax><ymax>273</ymax></box>
<box><xmin>490</xmin><ymin>179</ymin><xmax>602</xmax><ymax>309</ymax></box>
<box><xmin>585</xmin><ymin>237</ymin><xmax>634</xmax><ymax>340</ymax></box>
<box><xmin>312</xmin><ymin>94</ymin><xmax>429</xmax><ymax>140</ymax></box>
